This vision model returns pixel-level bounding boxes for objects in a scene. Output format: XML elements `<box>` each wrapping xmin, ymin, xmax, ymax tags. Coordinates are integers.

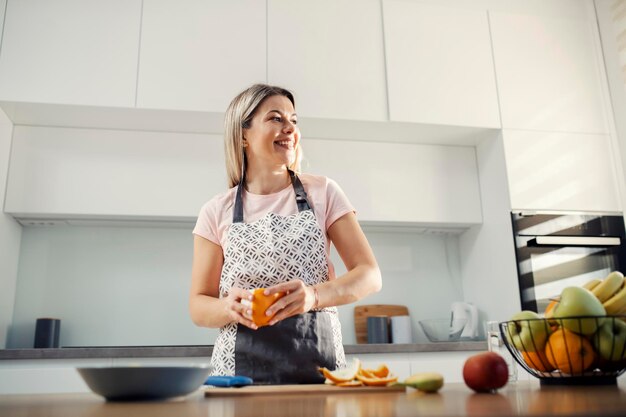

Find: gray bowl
<box><xmin>77</xmin><ymin>365</ymin><xmax>211</xmax><ymax>401</ymax></box>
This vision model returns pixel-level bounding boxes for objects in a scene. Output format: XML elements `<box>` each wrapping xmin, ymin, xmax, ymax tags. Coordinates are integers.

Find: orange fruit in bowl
<box><xmin>521</xmin><ymin>349</ymin><xmax>555</xmax><ymax>372</ymax></box>
<box><xmin>251</xmin><ymin>288</ymin><xmax>285</xmax><ymax>327</ymax></box>
<box><xmin>544</xmin><ymin>328</ymin><xmax>596</xmax><ymax>374</ymax></box>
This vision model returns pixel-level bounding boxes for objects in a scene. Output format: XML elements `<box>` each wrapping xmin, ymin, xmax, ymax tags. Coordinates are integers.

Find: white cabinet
<box><xmin>267</xmin><ymin>0</ymin><xmax>387</xmax><ymax>122</ymax></box>
<box><xmin>137</xmin><ymin>0</ymin><xmax>266</xmax><ymax>112</ymax></box>
<box><xmin>502</xmin><ymin>129</ymin><xmax>621</xmax><ymax>212</ymax></box>
<box><xmin>4</xmin><ymin>127</ymin><xmax>226</xmax><ymax>219</ymax></box>
<box><xmin>0</xmin><ymin>0</ymin><xmax>141</xmax><ymax>107</ymax></box>
<box><xmin>383</xmin><ymin>1</ymin><xmax>500</xmax><ymax>129</ymax></box>
<box><xmin>489</xmin><ymin>9</ymin><xmax>610</xmax><ymax>133</ymax></box>
<box><xmin>303</xmin><ymin>139</ymin><xmax>482</xmax><ymax>225</ymax></box>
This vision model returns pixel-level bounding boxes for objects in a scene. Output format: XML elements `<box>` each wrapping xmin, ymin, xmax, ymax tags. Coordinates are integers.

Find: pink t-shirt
<box><xmin>193</xmin><ymin>173</ymin><xmax>354</xmax><ymax>280</ymax></box>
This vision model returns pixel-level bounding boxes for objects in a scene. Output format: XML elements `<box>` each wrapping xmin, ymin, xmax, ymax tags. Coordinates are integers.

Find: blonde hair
<box><xmin>224</xmin><ymin>84</ymin><xmax>302</xmax><ymax>188</ymax></box>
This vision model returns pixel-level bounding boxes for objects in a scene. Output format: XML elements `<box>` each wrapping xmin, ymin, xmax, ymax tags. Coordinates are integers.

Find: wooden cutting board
<box><xmin>205</xmin><ymin>384</ymin><xmax>405</xmax><ymax>397</ymax></box>
<box><xmin>354</xmin><ymin>304</ymin><xmax>409</xmax><ymax>344</ymax></box>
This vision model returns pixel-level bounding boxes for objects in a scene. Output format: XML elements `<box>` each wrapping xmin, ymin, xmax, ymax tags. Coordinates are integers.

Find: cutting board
<box><xmin>354</xmin><ymin>304</ymin><xmax>409</xmax><ymax>344</ymax></box>
<box><xmin>204</xmin><ymin>384</ymin><xmax>405</xmax><ymax>397</ymax></box>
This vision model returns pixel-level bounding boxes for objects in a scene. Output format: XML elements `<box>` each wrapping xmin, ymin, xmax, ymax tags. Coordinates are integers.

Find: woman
<box><xmin>190</xmin><ymin>84</ymin><xmax>381</xmax><ymax>384</ymax></box>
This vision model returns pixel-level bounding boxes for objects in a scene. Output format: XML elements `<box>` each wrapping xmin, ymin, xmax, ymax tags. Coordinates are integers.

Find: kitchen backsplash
<box><xmin>6</xmin><ymin>224</ymin><xmax>465</xmax><ymax>348</ymax></box>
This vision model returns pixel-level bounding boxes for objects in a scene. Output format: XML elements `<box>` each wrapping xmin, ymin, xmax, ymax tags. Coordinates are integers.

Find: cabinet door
<box><xmin>137</xmin><ymin>0</ymin><xmax>266</xmax><ymax>112</ymax></box>
<box><xmin>502</xmin><ymin>130</ymin><xmax>621</xmax><ymax>212</ymax></box>
<box><xmin>267</xmin><ymin>0</ymin><xmax>387</xmax><ymax>122</ymax></box>
<box><xmin>4</xmin><ymin>126</ymin><xmax>226</xmax><ymax>219</ymax></box>
<box><xmin>490</xmin><ymin>10</ymin><xmax>609</xmax><ymax>133</ymax></box>
<box><xmin>0</xmin><ymin>0</ymin><xmax>141</xmax><ymax>107</ymax></box>
<box><xmin>383</xmin><ymin>1</ymin><xmax>500</xmax><ymax>128</ymax></box>
<box><xmin>302</xmin><ymin>139</ymin><xmax>482</xmax><ymax>225</ymax></box>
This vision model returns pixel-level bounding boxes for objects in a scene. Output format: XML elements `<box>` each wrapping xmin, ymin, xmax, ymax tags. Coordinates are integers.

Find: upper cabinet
<box><xmin>267</xmin><ymin>0</ymin><xmax>387</xmax><ymax>122</ymax></box>
<box><xmin>382</xmin><ymin>1</ymin><xmax>500</xmax><ymax>129</ymax></box>
<box><xmin>489</xmin><ymin>9</ymin><xmax>610</xmax><ymax>134</ymax></box>
<box><xmin>4</xmin><ymin>126</ymin><xmax>226</xmax><ymax>220</ymax></box>
<box><xmin>0</xmin><ymin>0</ymin><xmax>141</xmax><ymax>107</ymax></box>
<box><xmin>303</xmin><ymin>139</ymin><xmax>482</xmax><ymax>226</ymax></box>
<box><xmin>503</xmin><ymin>129</ymin><xmax>621</xmax><ymax>212</ymax></box>
<box><xmin>137</xmin><ymin>0</ymin><xmax>266</xmax><ymax>112</ymax></box>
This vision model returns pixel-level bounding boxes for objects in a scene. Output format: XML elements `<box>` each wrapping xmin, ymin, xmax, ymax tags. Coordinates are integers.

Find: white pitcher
<box><xmin>451</xmin><ymin>302</ymin><xmax>479</xmax><ymax>340</ymax></box>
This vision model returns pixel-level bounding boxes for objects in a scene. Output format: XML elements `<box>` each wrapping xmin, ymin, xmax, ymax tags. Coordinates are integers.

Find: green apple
<box><xmin>553</xmin><ymin>286</ymin><xmax>606</xmax><ymax>335</ymax></box>
<box><xmin>593</xmin><ymin>318</ymin><xmax>626</xmax><ymax>362</ymax></box>
<box><xmin>505</xmin><ymin>310</ymin><xmax>550</xmax><ymax>352</ymax></box>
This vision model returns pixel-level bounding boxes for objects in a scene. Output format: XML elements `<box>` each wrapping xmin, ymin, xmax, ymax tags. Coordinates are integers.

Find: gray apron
<box><xmin>210</xmin><ymin>170</ymin><xmax>346</xmax><ymax>383</ymax></box>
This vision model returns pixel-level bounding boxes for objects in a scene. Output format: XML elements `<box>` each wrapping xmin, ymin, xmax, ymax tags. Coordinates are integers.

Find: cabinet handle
<box><xmin>529</xmin><ymin>236</ymin><xmax>621</xmax><ymax>247</ymax></box>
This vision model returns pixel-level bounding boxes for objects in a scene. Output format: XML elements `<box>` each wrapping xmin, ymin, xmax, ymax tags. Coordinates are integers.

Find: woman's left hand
<box><xmin>263</xmin><ymin>280</ymin><xmax>316</xmax><ymax>325</ymax></box>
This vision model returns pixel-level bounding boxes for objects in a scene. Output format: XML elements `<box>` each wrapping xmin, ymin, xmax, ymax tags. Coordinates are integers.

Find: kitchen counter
<box><xmin>0</xmin><ymin>341</ymin><xmax>487</xmax><ymax>360</ymax></box>
<box><xmin>1</xmin><ymin>381</ymin><xmax>625</xmax><ymax>417</ymax></box>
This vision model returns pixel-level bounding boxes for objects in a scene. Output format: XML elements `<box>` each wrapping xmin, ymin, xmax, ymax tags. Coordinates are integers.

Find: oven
<box><xmin>511</xmin><ymin>211</ymin><xmax>626</xmax><ymax>313</ymax></box>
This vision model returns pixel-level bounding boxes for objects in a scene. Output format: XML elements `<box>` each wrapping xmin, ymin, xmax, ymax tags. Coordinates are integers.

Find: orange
<box><xmin>544</xmin><ymin>328</ymin><xmax>596</xmax><ymax>374</ymax></box>
<box><xmin>522</xmin><ymin>349</ymin><xmax>555</xmax><ymax>372</ymax></box>
<box><xmin>544</xmin><ymin>300</ymin><xmax>558</xmax><ymax>318</ymax></box>
<box><xmin>251</xmin><ymin>288</ymin><xmax>285</xmax><ymax>327</ymax></box>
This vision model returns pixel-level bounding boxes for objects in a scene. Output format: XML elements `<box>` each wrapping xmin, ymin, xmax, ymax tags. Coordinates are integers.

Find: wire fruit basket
<box><xmin>500</xmin><ymin>316</ymin><xmax>626</xmax><ymax>386</ymax></box>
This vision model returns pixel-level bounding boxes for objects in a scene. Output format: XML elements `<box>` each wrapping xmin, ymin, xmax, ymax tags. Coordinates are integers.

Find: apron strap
<box><xmin>232</xmin><ymin>169</ymin><xmax>313</xmax><ymax>224</ymax></box>
<box><xmin>289</xmin><ymin>169</ymin><xmax>314</xmax><ymax>214</ymax></box>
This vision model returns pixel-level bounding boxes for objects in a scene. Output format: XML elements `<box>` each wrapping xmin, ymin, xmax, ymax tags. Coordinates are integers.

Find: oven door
<box><xmin>512</xmin><ymin>212</ymin><xmax>626</xmax><ymax>313</ymax></box>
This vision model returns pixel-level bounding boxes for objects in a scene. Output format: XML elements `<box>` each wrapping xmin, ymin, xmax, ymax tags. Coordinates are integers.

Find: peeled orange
<box><xmin>319</xmin><ymin>358</ymin><xmax>362</xmax><ymax>384</ymax></box>
<box><xmin>370</xmin><ymin>364</ymin><xmax>390</xmax><ymax>378</ymax></box>
<box><xmin>355</xmin><ymin>374</ymin><xmax>399</xmax><ymax>386</ymax></box>
<box><xmin>251</xmin><ymin>288</ymin><xmax>285</xmax><ymax>327</ymax></box>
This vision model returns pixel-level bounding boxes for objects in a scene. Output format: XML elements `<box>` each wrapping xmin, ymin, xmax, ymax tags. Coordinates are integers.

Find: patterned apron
<box><xmin>210</xmin><ymin>170</ymin><xmax>346</xmax><ymax>384</ymax></box>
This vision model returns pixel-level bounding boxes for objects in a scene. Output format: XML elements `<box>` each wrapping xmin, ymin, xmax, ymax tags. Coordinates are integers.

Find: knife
<box><xmin>205</xmin><ymin>375</ymin><xmax>254</xmax><ymax>387</ymax></box>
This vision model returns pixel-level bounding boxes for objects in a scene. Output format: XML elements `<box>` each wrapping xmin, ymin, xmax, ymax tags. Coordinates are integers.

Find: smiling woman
<box><xmin>189</xmin><ymin>84</ymin><xmax>382</xmax><ymax>384</ymax></box>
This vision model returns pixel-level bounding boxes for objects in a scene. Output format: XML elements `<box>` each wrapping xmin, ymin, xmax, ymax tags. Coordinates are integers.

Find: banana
<box><xmin>402</xmin><ymin>372</ymin><xmax>444</xmax><ymax>393</ymax></box>
<box><xmin>592</xmin><ymin>271</ymin><xmax>625</xmax><ymax>303</ymax></box>
<box><xmin>582</xmin><ymin>278</ymin><xmax>603</xmax><ymax>291</ymax></box>
<box><xmin>603</xmin><ymin>281</ymin><xmax>626</xmax><ymax>315</ymax></box>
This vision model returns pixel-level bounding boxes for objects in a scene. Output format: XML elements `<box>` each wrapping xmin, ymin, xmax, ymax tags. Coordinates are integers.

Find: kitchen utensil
<box><xmin>419</xmin><ymin>318</ymin><xmax>467</xmax><ymax>342</ymax></box>
<box><xmin>451</xmin><ymin>302</ymin><xmax>480</xmax><ymax>339</ymax></box>
<box><xmin>204</xmin><ymin>383</ymin><xmax>405</xmax><ymax>397</ymax></box>
<box><xmin>77</xmin><ymin>365</ymin><xmax>211</xmax><ymax>401</ymax></box>
<box><xmin>354</xmin><ymin>305</ymin><xmax>409</xmax><ymax>344</ymax></box>
<box><xmin>367</xmin><ymin>316</ymin><xmax>390</xmax><ymax>343</ymax></box>
<box><xmin>390</xmin><ymin>315</ymin><xmax>413</xmax><ymax>344</ymax></box>
<box><xmin>501</xmin><ymin>316</ymin><xmax>626</xmax><ymax>385</ymax></box>
<box><xmin>205</xmin><ymin>375</ymin><xmax>253</xmax><ymax>387</ymax></box>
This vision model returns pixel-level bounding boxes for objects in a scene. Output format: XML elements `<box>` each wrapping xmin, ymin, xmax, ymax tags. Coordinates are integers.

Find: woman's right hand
<box><xmin>223</xmin><ymin>288</ymin><xmax>258</xmax><ymax>330</ymax></box>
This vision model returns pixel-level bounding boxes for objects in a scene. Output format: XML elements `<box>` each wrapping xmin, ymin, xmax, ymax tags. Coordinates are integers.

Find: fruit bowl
<box><xmin>500</xmin><ymin>316</ymin><xmax>626</xmax><ymax>386</ymax></box>
<box><xmin>419</xmin><ymin>319</ymin><xmax>467</xmax><ymax>342</ymax></box>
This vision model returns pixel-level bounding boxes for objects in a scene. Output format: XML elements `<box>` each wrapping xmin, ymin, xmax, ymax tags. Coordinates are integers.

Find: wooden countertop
<box><xmin>1</xmin><ymin>381</ymin><xmax>626</xmax><ymax>417</ymax></box>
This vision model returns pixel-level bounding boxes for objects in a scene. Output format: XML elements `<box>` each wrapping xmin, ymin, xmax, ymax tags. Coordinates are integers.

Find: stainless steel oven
<box><xmin>511</xmin><ymin>211</ymin><xmax>626</xmax><ymax>313</ymax></box>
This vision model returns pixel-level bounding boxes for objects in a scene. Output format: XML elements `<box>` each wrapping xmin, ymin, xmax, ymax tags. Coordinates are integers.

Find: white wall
<box><xmin>7</xmin><ymin>225</ymin><xmax>466</xmax><ymax>348</ymax></box>
<box><xmin>0</xmin><ymin>108</ymin><xmax>22</xmax><ymax>348</ymax></box>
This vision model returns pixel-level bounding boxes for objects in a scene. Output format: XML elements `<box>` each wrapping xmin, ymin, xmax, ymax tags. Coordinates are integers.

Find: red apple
<box><xmin>463</xmin><ymin>352</ymin><xmax>508</xmax><ymax>393</ymax></box>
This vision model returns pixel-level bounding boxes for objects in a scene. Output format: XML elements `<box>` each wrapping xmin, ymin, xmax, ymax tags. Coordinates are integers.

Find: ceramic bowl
<box><xmin>77</xmin><ymin>365</ymin><xmax>211</xmax><ymax>401</ymax></box>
